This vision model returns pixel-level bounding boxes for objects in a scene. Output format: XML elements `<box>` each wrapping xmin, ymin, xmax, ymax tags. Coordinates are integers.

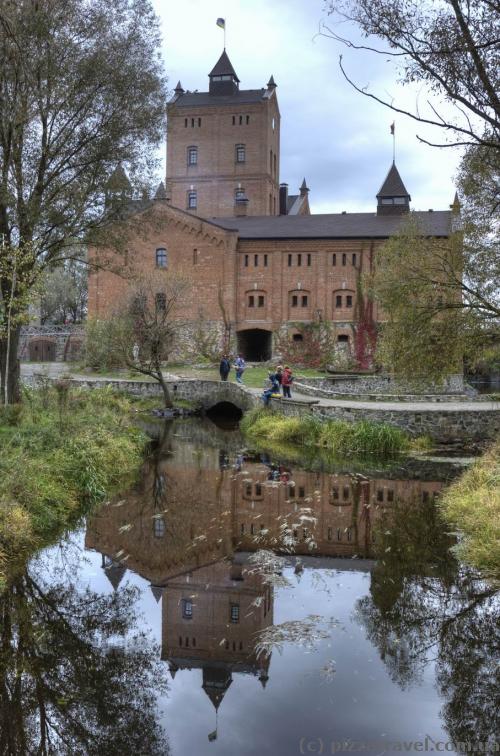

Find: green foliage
<box><xmin>84</xmin><ymin>318</ymin><xmax>128</xmax><ymax>370</ymax></box>
<box><xmin>274</xmin><ymin>322</ymin><xmax>341</xmax><ymax>369</ymax></box>
<box><xmin>0</xmin><ymin>387</ymin><xmax>146</xmax><ymax>582</ymax></box>
<box><xmin>441</xmin><ymin>441</ymin><xmax>500</xmax><ymax>583</ymax></box>
<box><xmin>241</xmin><ymin>407</ymin><xmax>411</xmax><ymax>456</ymax></box>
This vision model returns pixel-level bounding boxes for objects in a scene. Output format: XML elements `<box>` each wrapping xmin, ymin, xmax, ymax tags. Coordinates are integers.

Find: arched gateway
<box><xmin>236</xmin><ymin>329</ymin><xmax>272</xmax><ymax>362</ymax></box>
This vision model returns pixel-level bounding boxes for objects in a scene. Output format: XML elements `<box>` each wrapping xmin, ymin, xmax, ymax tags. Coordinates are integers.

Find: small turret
<box><xmin>208</xmin><ymin>50</ymin><xmax>240</xmax><ymax>96</ymax></box>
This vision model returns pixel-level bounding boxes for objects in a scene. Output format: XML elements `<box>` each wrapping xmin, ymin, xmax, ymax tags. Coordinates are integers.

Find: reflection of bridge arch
<box><xmin>236</xmin><ymin>327</ymin><xmax>272</xmax><ymax>361</ymax></box>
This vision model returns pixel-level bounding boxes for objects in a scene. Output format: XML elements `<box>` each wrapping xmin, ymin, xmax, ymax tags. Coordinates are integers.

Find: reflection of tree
<box><xmin>356</xmin><ymin>499</ymin><xmax>499</xmax><ymax>752</ymax></box>
<box><xmin>0</xmin><ymin>569</ymin><xmax>169</xmax><ymax>755</ymax></box>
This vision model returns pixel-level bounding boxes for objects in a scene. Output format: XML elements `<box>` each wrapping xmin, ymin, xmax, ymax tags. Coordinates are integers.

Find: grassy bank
<box><xmin>240</xmin><ymin>407</ymin><xmax>420</xmax><ymax>456</ymax></box>
<box><xmin>440</xmin><ymin>440</ymin><xmax>500</xmax><ymax>583</ymax></box>
<box><xmin>0</xmin><ymin>387</ymin><xmax>147</xmax><ymax>589</ymax></box>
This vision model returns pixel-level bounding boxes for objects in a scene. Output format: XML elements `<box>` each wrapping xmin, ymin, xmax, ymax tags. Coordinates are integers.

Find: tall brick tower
<box><xmin>166</xmin><ymin>50</ymin><xmax>280</xmax><ymax>218</ymax></box>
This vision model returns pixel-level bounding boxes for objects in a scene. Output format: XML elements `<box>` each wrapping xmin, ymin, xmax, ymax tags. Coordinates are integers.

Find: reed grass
<box><xmin>241</xmin><ymin>407</ymin><xmax>411</xmax><ymax>456</ymax></box>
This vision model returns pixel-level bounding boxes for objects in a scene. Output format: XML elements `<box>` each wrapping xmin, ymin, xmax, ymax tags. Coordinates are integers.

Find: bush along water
<box><xmin>440</xmin><ymin>440</ymin><xmax>500</xmax><ymax>584</ymax></box>
<box><xmin>0</xmin><ymin>386</ymin><xmax>147</xmax><ymax>588</ymax></box>
<box><xmin>240</xmin><ymin>407</ymin><xmax>417</xmax><ymax>457</ymax></box>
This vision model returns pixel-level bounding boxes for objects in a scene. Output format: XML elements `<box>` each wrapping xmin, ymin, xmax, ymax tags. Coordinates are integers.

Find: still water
<box><xmin>1</xmin><ymin>418</ymin><xmax>498</xmax><ymax>755</ymax></box>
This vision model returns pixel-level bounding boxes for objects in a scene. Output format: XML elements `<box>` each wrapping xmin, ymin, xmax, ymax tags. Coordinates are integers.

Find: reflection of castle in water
<box><xmin>85</xmin><ymin>431</ymin><xmax>447</xmax><ymax>716</ymax></box>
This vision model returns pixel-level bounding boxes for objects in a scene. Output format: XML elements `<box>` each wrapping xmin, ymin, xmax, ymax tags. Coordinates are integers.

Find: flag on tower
<box><xmin>216</xmin><ymin>18</ymin><xmax>225</xmax><ymax>28</ymax></box>
<box><xmin>390</xmin><ymin>122</ymin><xmax>395</xmax><ymax>135</ymax></box>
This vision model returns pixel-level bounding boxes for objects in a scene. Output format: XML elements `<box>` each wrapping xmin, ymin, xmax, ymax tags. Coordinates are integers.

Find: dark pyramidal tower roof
<box><xmin>209</xmin><ymin>49</ymin><xmax>240</xmax><ymax>82</ymax></box>
<box><xmin>376</xmin><ymin>162</ymin><xmax>411</xmax><ymax>216</ymax></box>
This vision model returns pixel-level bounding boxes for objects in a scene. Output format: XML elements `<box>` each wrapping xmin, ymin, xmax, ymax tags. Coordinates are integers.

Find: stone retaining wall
<box><xmin>297</xmin><ymin>373</ymin><xmax>466</xmax><ymax>397</ymax></box>
<box><xmin>271</xmin><ymin>396</ymin><xmax>500</xmax><ymax>444</ymax></box>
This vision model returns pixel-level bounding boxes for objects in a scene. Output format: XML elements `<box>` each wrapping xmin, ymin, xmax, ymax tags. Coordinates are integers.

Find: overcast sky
<box><xmin>151</xmin><ymin>0</ymin><xmax>461</xmax><ymax>214</ymax></box>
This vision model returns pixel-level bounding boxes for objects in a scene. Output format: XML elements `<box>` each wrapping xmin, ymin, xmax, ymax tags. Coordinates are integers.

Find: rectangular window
<box><xmin>297</xmin><ymin>254</ymin><xmax>302</xmax><ymax>266</ymax></box>
<box><xmin>332</xmin><ymin>253</ymin><xmax>337</xmax><ymax>266</ymax></box>
<box><xmin>156</xmin><ymin>248</ymin><xmax>167</xmax><ymax>268</ymax></box>
<box><xmin>328</xmin><ymin>527</ymin><xmax>332</xmax><ymax>541</ymax></box>
<box><xmin>337</xmin><ymin>528</ymin><xmax>342</xmax><ymax>541</ymax></box>
<box><xmin>184</xmin><ymin>118</ymin><xmax>188</xmax><ymax>127</ymax></box>
<box><xmin>254</xmin><ymin>254</ymin><xmax>258</xmax><ymax>266</ymax></box>
<box><xmin>193</xmin><ymin>248</ymin><xmax>198</xmax><ymax>265</ymax></box>
<box><xmin>191</xmin><ymin>118</ymin><xmax>195</xmax><ymax>128</ymax></box>
<box><xmin>331</xmin><ymin>487</ymin><xmax>339</xmax><ymax>501</ymax></box>
<box><xmin>387</xmin><ymin>489</ymin><xmax>394</xmax><ymax>502</ymax></box>
<box><xmin>298</xmin><ymin>486</ymin><xmax>305</xmax><ymax>498</ymax></box>
<box><xmin>235</xmin><ymin>188</ymin><xmax>245</xmax><ymax>201</ymax></box>
<box><xmin>377</xmin><ymin>489</ymin><xmax>384</xmax><ymax>502</ymax></box>
<box><xmin>182</xmin><ymin>599</ymin><xmax>193</xmax><ymax>619</ymax></box>
<box><xmin>258</xmin><ymin>295</ymin><xmax>264</xmax><ymax>307</ymax></box>
<box><xmin>302</xmin><ymin>295</ymin><xmax>308</xmax><ymax>307</ymax></box>
<box><xmin>255</xmin><ymin>482</ymin><xmax>262</xmax><ymax>496</ymax></box>
<box><xmin>236</xmin><ymin>144</ymin><xmax>246</xmax><ymax>163</ymax></box>
<box><xmin>288</xmin><ymin>484</ymin><xmax>296</xmax><ymax>498</ymax></box>
<box><xmin>188</xmin><ymin>190</ymin><xmax>197</xmax><ymax>209</ymax></box>
<box><xmin>264</xmin><ymin>254</ymin><xmax>268</xmax><ymax>267</ymax></box>
<box><xmin>288</xmin><ymin>253</ymin><xmax>292</xmax><ymax>267</ymax></box>
<box><xmin>352</xmin><ymin>253</ymin><xmax>357</xmax><ymax>266</ymax></box>
<box><xmin>241</xmin><ymin>523</ymin><xmax>245</xmax><ymax>534</ymax></box>
<box><xmin>336</xmin><ymin>295</ymin><xmax>342</xmax><ymax>307</ymax></box>
<box><xmin>250</xmin><ymin>523</ymin><xmax>255</xmax><ymax>535</ymax></box>
<box><xmin>248</xmin><ymin>295</ymin><xmax>254</xmax><ymax>308</ymax></box>
<box><xmin>246</xmin><ymin>115</ymin><xmax>250</xmax><ymax>124</ymax></box>
<box><xmin>230</xmin><ymin>604</ymin><xmax>240</xmax><ymax>623</ymax></box>
<box><xmin>245</xmin><ymin>482</ymin><xmax>252</xmax><ymax>496</ymax></box>
<box><xmin>346</xmin><ymin>295</ymin><xmax>353</xmax><ymax>307</ymax></box>
<box><xmin>343</xmin><ymin>486</ymin><xmax>350</xmax><ymax>500</ymax></box>
<box><xmin>232</xmin><ymin>115</ymin><xmax>236</xmax><ymax>125</ymax></box>
<box><xmin>342</xmin><ymin>253</ymin><xmax>347</xmax><ymax>266</ymax></box>
<box><xmin>347</xmin><ymin>528</ymin><xmax>352</xmax><ymax>542</ymax></box>
<box><xmin>239</xmin><ymin>115</ymin><xmax>243</xmax><ymax>125</ymax></box>
<box><xmin>244</xmin><ymin>254</ymin><xmax>249</xmax><ymax>267</ymax></box>
<box><xmin>273</xmin><ymin>153</ymin><xmax>277</xmax><ymax>176</ymax></box>
<box><xmin>307</xmin><ymin>253</ymin><xmax>311</xmax><ymax>266</ymax></box>
<box><xmin>187</xmin><ymin>146</ymin><xmax>197</xmax><ymax>165</ymax></box>
<box><xmin>198</xmin><ymin>117</ymin><xmax>201</xmax><ymax>127</ymax></box>
<box><xmin>292</xmin><ymin>295</ymin><xmax>298</xmax><ymax>307</ymax></box>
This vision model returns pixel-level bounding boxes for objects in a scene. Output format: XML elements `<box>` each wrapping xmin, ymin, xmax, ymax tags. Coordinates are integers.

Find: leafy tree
<box><xmin>90</xmin><ymin>272</ymin><xmax>191</xmax><ymax>407</ymax></box>
<box><xmin>372</xmin><ymin>148</ymin><xmax>499</xmax><ymax>381</ymax></box>
<box><xmin>40</xmin><ymin>257</ymin><xmax>88</xmax><ymax>325</ymax></box>
<box><xmin>324</xmin><ymin>0</ymin><xmax>500</xmax><ymax>149</ymax></box>
<box><xmin>0</xmin><ymin>0</ymin><xmax>167</xmax><ymax>403</ymax></box>
<box><xmin>0</xmin><ymin>566</ymin><xmax>169</xmax><ymax>755</ymax></box>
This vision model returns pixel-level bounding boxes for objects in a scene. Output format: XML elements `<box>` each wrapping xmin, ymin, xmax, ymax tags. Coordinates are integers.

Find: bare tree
<box><xmin>323</xmin><ymin>0</ymin><xmax>500</xmax><ymax>149</ymax></box>
<box><xmin>104</xmin><ymin>273</ymin><xmax>191</xmax><ymax>408</ymax></box>
<box><xmin>0</xmin><ymin>0</ymin><xmax>168</xmax><ymax>403</ymax></box>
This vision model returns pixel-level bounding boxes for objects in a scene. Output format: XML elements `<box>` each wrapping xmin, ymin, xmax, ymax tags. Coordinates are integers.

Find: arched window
<box><xmin>187</xmin><ymin>146</ymin><xmax>198</xmax><ymax>165</ymax></box>
<box><xmin>156</xmin><ymin>248</ymin><xmax>167</xmax><ymax>268</ymax></box>
<box><xmin>332</xmin><ymin>290</ymin><xmax>355</xmax><ymax>320</ymax></box>
<box><xmin>288</xmin><ymin>289</ymin><xmax>311</xmax><ymax>319</ymax></box>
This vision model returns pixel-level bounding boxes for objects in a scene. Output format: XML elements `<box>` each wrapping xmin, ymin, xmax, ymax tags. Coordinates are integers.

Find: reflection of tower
<box><xmin>162</xmin><ymin>554</ymin><xmax>273</xmax><ymax>736</ymax></box>
<box><xmin>101</xmin><ymin>553</ymin><xmax>127</xmax><ymax>591</ymax></box>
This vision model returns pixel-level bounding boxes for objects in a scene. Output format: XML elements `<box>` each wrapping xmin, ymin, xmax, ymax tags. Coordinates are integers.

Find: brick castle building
<box><xmin>88</xmin><ymin>50</ymin><xmax>456</xmax><ymax>362</ymax></box>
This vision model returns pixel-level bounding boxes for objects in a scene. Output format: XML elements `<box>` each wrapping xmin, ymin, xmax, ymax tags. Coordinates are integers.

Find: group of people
<box><xmin>219</xmin><ymin>354</ymin><xmax>246</xmax><ymax>383</ymax></box>
<box><xmin>218</xmin><ymin>354</ymin><xmax>294</xmax><ymax>404</ymax></box>
<box><xmin>262</xmin><ymin>364</ymin><xmax>294</xmax><ymax>405</ymax></box>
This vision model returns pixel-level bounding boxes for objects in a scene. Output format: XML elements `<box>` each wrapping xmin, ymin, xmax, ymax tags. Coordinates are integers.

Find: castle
<box><xmin>88</xmin><ymin>49</ymin><xmax>455</xmax><ymax>363</ymax></box>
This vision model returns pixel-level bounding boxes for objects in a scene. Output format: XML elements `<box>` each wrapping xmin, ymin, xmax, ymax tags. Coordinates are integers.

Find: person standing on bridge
<box><xmin>234</xmin><ymin>354</ymin><xmax>246</xmax><ymax>384</ymax></box>
<box><xmin>282</xmin><ymin>365</ymin><xmax>293</xmax><ymax>399</ymax></box>
<box><xmin>219</xmin><ymin>354</ymin><xmax>231</xmax><ymax>382</ymax></box>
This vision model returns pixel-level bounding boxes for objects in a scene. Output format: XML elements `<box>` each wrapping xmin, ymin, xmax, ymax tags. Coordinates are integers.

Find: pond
<box><xmin>1</xmin><ymin>417</ymin><xmax>498</xmax><ymax>755</ymax></box>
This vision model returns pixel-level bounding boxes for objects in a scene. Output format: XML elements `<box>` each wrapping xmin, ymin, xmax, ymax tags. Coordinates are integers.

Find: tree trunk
<box><xmin>157</xmin><ymin>371</ymin><xmax>173</xmax><ymax>408</ymax></box>
<box><xmin>0</xmin><ymin>326</ymin><xmax>21</xmax><ymax>405</ymax></box>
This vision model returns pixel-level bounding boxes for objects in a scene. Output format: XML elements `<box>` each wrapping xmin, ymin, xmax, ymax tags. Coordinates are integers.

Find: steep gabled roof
<box><xmin>209</xmin><ymin>50</ymin><xmax>240</xmax><ymax>82</ymax></box>
<box><xmin>377</xmin><ymin>163</ymin><xmax>411</xmax><ymax>198</ymax></box>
